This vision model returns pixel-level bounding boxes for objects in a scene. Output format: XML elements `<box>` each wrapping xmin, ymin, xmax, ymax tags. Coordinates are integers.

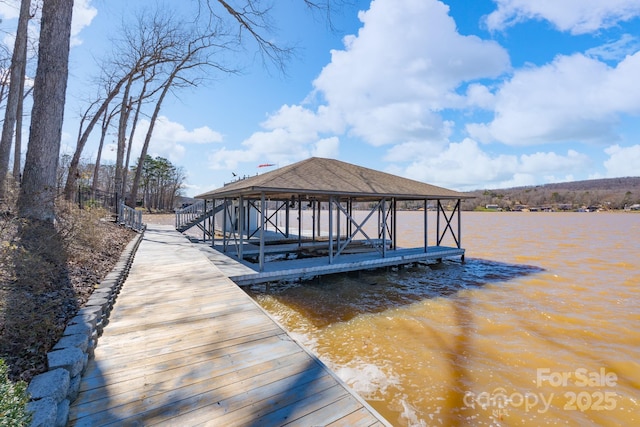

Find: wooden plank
<box><xmin>326</xmin><ymin>407</ymin><xmax>386</xmax><ymax>427</ymax></box>
<box><xmin>88</xmin><ymin>352</ymin><xmax>330</xmax><ymax>425</ymax></box>
<box><xmin>102</xmin><ymin>296</ymin><xmax>262</xmax><ymax>334</ymax></box>
<box><xmin>70</xmin><ymin>344</ymin><xmax>310</xmax><ymax>424</ymax></box>
<box><xmin>77</xmin><ymin>331</ymin><xmax>294</xmax><ymax>396</ymax></box>
<box><xmin>69</xmin><ymin>225</ymin><xmax>390</xmax><ymax>427</ymax></box>
<box><xmin>90</xmin><ymin>318</ymin><xmax>282</xmax><ymax>362</ymax></box>
<box><xmin>167</xmin><ymin>364</ymin><xmax>340</xmax><ymax>426</ymax></box>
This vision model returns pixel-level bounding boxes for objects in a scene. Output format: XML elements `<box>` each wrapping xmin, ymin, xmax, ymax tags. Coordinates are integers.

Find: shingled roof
<box><xmin>196</xmin><ymin>157</ymin><xmax>469</xmax><ymax>201</ymax></box>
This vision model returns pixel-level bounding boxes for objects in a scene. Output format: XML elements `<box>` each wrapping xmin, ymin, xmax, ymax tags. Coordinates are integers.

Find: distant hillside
<box><xmin>460</xmin><ymin>176</ymin><xmax>640</xmax><ymax>211</ymax></box>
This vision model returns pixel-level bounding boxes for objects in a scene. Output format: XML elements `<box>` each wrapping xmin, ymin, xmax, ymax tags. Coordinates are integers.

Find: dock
<box><xmin>195</xmin><ymin>237</ymin><xmax>465</xmax><ymax>286</ymax></box>
<box><xmin>68</xmin><ymin>225</ymin><xmax>390</xmax><ymax>426</ymax></box>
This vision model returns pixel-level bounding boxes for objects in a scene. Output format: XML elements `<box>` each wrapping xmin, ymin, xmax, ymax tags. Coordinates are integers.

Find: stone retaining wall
<box><xmin>26</xmin><ymin>229</ymin><xmax>145</xmax><ymax>427</ymax></box>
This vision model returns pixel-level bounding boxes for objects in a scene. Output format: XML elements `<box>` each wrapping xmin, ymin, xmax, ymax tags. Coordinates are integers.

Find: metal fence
<box><xmin>118</xmin><ymin>202</ymin><xmax>144</xmax><ymax>232</ymax></box>
<box><xmin>76</xmin><ymin>187</ymin><xmax>117</xmax><ymax>211</ymax></box>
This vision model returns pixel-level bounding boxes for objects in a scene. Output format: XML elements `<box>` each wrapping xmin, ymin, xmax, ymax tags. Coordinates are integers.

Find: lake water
<box><xmin>246</xmin><ymin>212</ymin><xmax>640</xmax><ymax>426</ymax></box>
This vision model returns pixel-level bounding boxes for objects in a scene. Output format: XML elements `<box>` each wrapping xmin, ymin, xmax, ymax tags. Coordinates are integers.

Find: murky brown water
<box><xmin>247</xmin><ymin>212</ymin><xmax>640</xmax><ymax>426</ymax></box>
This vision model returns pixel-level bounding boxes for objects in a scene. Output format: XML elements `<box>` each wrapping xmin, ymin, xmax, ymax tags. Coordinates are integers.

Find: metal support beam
<box><xmin>392</xmin><ymin>198</ymin><xmax>397</xmax><ymax>250</ymax></box>
<box><xmin>424</xmin><ymin>199</ymin><xmax>428</xmax><ymax>253</ymax></box>
<box><xmin>259</xmin><ymin>193</ymin><xmax>265</xmax><ymax>271</ymax></box>
<box><xmin>328</xmin><ymin>196</ymin><xmax>334</xmax><ymax>264</ymax></box>
<box><xmin>298</xmin><ymin>195</ymin><xmax>302</xmax><ymax>248</ymax></box>
<box><xmin>222</xmin><ymin>198</ymin><xmax>228</xmax><ymax>252</ymax></box>
<box><xmin>381</xmin><ymin>198</ymin><xmax>387</xmax><ymax>258</ymax></box>
<box><xmin>437</xmin><ymin>200</ymin><xmax>442</xmax><ymax>246</ymax></box>
<box><xmin>238</xmin><ymin>196</ymin><xmax>244</xmax><ymax>260</ymax></box>
<box><xmin>457</xmin><ymin>199</ymin><xmax>462</xmax><ymax>249</ymax></box>
<box><xmin>285</xmin><ymin>199</ymin><xmax>290</xmax><ymax>238</ymax></box>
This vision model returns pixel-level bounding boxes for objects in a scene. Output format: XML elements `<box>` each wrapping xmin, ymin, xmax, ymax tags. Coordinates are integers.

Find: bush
<box><xmin>0</xmin><ymin>359</ymin><xmax>32</xmax><ymax>426</ymax></box>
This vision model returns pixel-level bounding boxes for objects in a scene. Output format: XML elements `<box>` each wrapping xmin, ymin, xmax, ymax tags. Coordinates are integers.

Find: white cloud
<box><xmin>1</xmin><ymin>1</ymin><xmax>97</xmax><ymax>47</ymax></box>
<box><xmin>312</xmin><ymin>137</ymin><xmax>340</xmax><ymax>158</ymax></box>
<box><xmin>586</xmin><ymin>34</ymin><xmax>640</xmax><ymax>61</ymax></box>
<box><xmin>603</xmin><ymin>144</ymin><xmax>640</xmax><ymax>176</ymax></box>
<box><xmin>216</xmin><ymin>0</ymin><xmax>511</xmax><ymax>171</ymax></box>
<box><xmin>389</xmin><ymin>138</ymin><xmax>591</xmax><ymax>191</ymax></box>
<box><xmin>312</xmin><ymin>0</ymin><xmax>509</xmax><ymax>146</ymax></box>
<box><xmin>71</xmin><ymin>0</ymin><xmax>98</xmax><ymax>46</ymax></box>
<box><xmin>101</xmin><ymin>116</ymin><xmax>222</xmax><ymax>164</ymax></box>
<box><xmin>485</xmin><ymin>0</ymin><xmax>640</xmax><ymax>35</ymax></box>
<box><xmin>468</xmin><ymin>52</ymin><xmax>640</xmax><ymax>146</ymax></box>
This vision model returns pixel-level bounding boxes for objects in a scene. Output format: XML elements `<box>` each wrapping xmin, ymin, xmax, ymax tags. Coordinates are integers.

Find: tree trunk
<box><xmin>12</xmin><ymin>85</ymin><xmax>31</xmax><ymax>183</ymax></box>
<box><xmin>129</xmin><ymin>68</ymin><xmax>182</xmax><ymax>208</ymax></box>
<box><xmin>0</xmin><ymin>0</ymin><xmax>31</xmax><ymax>199</ymax></box>
<box><xmin>123</xmin><ymin>80</ymin><xmax>148</xmax><ymax>206</ymax></box>
<box><xmin>18</xmin><ymin>0</ymin><xmax>73</xmax><ymax>222</ymax></box>
<box><xmin>91</xmin><ymin>107</ymin><xmax>113</xmax><ymax>193</ymax></box>
<box><xmin>114</xmin><ymin>79</ymin><xmax>134</xmax><ymax>205</ymax></box>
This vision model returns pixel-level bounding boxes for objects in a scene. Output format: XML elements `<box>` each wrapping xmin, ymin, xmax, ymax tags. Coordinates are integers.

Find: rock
<box><xmin>47</xmin><ymin>348</ymin><xmax>86</xmax><ymax>378</ymax></box>
<box><xmin>26</xmin><ymin>369</ymin><xmax>70</xmax><ymax>402</ymax></box>
<box><xmin>27</xmin><ymin>397</ymin><xmax>57</xmax><ymax>427</ymax></box>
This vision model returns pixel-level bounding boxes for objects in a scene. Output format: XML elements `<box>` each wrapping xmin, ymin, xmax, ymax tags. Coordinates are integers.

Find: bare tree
<box><xmin>0</xmin><ymin>44</ymin><xmax>12</xmax><ymax>108</ymax></box>
<box><xmin>0</xmin><ymin>0</ymin><xmax>31</xmax><ymax>200</ymax></box>
<box><xmin>64</xmin><ymin>9</ymin><xmax>187</xmax><ymax>201</ymax></box>
<box><xmin>127</xmin><ymin>31</ymin><xmax>233</xmax><ymax>207</ymax></box>
<box><xmin>202</xmin><ymin>0</ymin><xmax>342</xmax><ymax>72</ymax></box>
<box><xmin>91</xmin><ymin>104</ymin><xmax>119</xmax><ymax>193</ymax></box>
<box><xmin>12</xmin><ymin>85</ymin><xmax>33</xmax><ymax>182</ymax></box>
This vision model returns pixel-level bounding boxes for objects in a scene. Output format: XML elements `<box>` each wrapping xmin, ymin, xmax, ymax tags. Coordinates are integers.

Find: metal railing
<box><xmin>118</xmin><ymin>202</ymin><xmax>144</xmax><ymax>232</ymax></box>
<box><xmin>175</xmin><ymin>200</ymin><xmax>206</xmax><ymax>230</ymax></box>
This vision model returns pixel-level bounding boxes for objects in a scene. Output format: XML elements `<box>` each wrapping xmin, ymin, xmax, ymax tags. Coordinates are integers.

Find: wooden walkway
<box><xmin>68</xmin><ymin>225</ymin><xmax>390</xmax><ymax>426</ymax></box>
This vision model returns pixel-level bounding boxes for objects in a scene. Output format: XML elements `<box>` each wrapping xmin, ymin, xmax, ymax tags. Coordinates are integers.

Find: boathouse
<box><xmin>177</xmin><ymin>157</ymin><xmax>471</xmax><ymax>285</ymax></box>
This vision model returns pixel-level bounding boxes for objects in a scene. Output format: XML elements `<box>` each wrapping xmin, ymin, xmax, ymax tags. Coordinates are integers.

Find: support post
<box><xmin>457</xmin><ymin>199</ymin><xmax>462</xmax><ymax>249</ymax></box>
<box><xmin>285</xmin><ymin>199</ymin><xmax>290</xmax><ymax>237</ymax></box>
<box><xmin>203</xmin><ymin>199</ymin><xmax>207</xmax><ymax>241</ymax></box>
<box><xmin>437</xmin><ymin>200</ymin><xmax>442</xmax><ymax>246</ymax></box>
<box><xmin>211</xmin><ymin>199</ymin><xmax>216</xmax><ymax>249</ymax></box>
<box><xmin>424</xmin><ymin>199</ymin><xmax>428</xmax><ymax>253</ymax></box>
<box><xmin>312</xmin><ymin>200</ymin><xmax>316</xmax><ymax>242</ymax></box>
<box><xmin>259</xmin><ymin>193</ymin><xmax>265</xmax><ymax>271</ymax></box>
<box><xmin>336</xmin><ymin>199</ymin><xmax>341</xmax><ymax>252</ymax></box>
<box><xmin>328</xmin><ymin>196</ymin><xmax>334</xmax><ymax>264</ymax></box>
<box><xmin>381</xmin><ymin>198</ymin><xmax>387</xmax><ymax>258</ymax></box>
<box><xmin>317</xmin><ymin>200</ymin><xmax>321</xmax><ymax>238</ymax></box>
<box><xmin>392</xmin><ymin>198</ymin><xmax>397</xmax><ymax>250</ymax></box>
<box><xmin>298</xmin><ymin>195</ymin><xmax>302</xmax><ymax>248</ymax></box>
<box><xmin>222</xmin><ymin>198</ymin><xmax>228</xmax><ymax>252</ymax></box>
<box><xmin>239</xmin><ymin>196</ymin><xmax>244</xmax><ymax>260</ymax></box>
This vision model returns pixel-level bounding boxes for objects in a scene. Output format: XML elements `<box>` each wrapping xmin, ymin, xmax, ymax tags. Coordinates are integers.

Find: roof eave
<box><xmin>196</xmin><ymin>187</ymin><xmax>471</xmax><ymax>200</ymax></box>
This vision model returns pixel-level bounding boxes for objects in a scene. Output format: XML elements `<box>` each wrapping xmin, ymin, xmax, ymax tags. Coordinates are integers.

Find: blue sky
<box><xmin>2</xmin><ymin>0</ymin><xmax>640</xmax><ymax>197</ymax></box>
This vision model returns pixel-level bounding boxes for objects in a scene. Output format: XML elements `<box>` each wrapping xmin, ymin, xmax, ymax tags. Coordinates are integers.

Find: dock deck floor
<box><xmin>69</xmin><ymin>225</ymin><xmax>390</xmax><ymax>426</ymax></box>
<box><xmin>193</xmin><ymin>239</ymin><xmax>465</xmax><ymax>286</ymax></box>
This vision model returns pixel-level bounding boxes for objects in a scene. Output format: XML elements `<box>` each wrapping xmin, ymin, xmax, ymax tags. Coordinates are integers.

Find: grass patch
<box><xmin>0</xmin><ymin>358</ymin><xmax>31</xmax><ymax>426</ymax></box>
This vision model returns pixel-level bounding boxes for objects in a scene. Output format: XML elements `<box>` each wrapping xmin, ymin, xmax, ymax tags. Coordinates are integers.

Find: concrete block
<box><xmin>27</xmin><ymin>369</ymin><xmax>70</xmax><ymax>403</ymax></box>
<box><xmin>63</xmin><ymin>321</ymin><xmax>92</xmax><ymax>338</ymax></box>
<box><xmin>76</xmin><ymin>305</ymin><xmax>102</xmax><ymax>319</ymax></box>
<box><xmin>68</xmin><ymin>374</ymin><xmax>82</xmax><ymax>402</ymax></box>
<box><xmin>55</xmin><ymin>399</ymin><xmax>70</xmax><ymax>427</ymax></box>
<box><xmin>27</xmin><ymin>397</ymin><xmax>57</xmax><ymax>427</ymax></box>
<box><xmin>47</xmin><ymin>348</ymin><xmax>85</xmax><ymax>378</ymax></box>
<box><xmin>53</xmin><ymin>333</ymin><xmax>89</xmax><ymax>353</ymax></box>
<box><xmin>68</xmin><ymin>312</ymin><xmax>98</xmax><ymax>330</ymax></box>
